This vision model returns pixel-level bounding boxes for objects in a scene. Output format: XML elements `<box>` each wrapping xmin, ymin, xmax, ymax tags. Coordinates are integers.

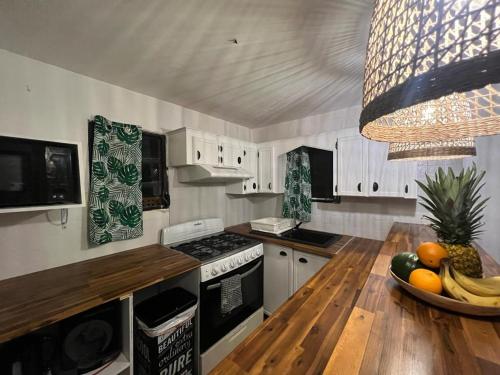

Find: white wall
<box><xmin>0</xmin><ymin>49</ymin><xmax>255</xmax><ymax>280</ymax></box>
<box><xmin>466</xmin><ymin>135</ymin><xmax>500</xmax><ymax>262</ymax></box>
<box><xmin>250</xmin><ymin>107</ymin><xmax>465</xmax><ymax>242</ymax></box>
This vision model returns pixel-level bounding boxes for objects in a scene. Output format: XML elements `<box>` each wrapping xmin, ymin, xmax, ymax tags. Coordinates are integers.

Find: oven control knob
<box><xmin>244</xmin><ymin>254</ymin><xmax>250</xmax><ymax>261</ymax></box>
<box><xmin>251</xmin><ymin>251</ymin><xmax>256</xmax><ymax>258</ymax></box>
<box><xmin>256</xmin><ymin>248</ymin><xmax>262</xmax><ymax>256</ymax></box>
<box><xmin>221</xmin><ymin>264</ymin><xmax>227</xmax><ymax>272</ymax></box>
<box><xmin>211</xmin><ymin>267</ymin><xmax>218</xmax><ymax>276</ymax></box>
<box><xmin>237</xmin><ymin>257</ymin><xmax>243</xmax><ymax>265</ymax></box>
<box><xmin>230</xmin><ymin>260</ymin><xmax>235</xmax><ymax>268</ymax></box>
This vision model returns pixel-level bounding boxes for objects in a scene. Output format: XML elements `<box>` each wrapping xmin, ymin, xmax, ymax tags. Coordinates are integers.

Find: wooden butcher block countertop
<box><xmin>225</xmin><ymin>223</ymin><xmax>354</xmax><ymax>258</ymax></box>
<box><xmin>0</xmin><ymin>244</ymin><xmax>200</xmax><ymax>344</ymax></box>
<box><xmin>212</xmin><ymin>222</ymin><xmax>500</xmax><ymax>375</ymax></box>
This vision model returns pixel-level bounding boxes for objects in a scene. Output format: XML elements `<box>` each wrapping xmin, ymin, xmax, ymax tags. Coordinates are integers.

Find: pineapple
<box><xmin>416</xmin><ymin>164</ymin><xmax>488</xmax><ymax>278</ymax></box>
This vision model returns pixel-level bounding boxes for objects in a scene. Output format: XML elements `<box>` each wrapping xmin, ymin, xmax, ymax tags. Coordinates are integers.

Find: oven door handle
<box><xmin>206</xmin><ymin>260</ymin><xmax>262</xmax><ymax>290</ymax></box>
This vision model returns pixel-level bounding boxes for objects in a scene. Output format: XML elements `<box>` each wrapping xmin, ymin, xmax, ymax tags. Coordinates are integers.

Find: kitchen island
<box><xmin>212</xmin><ymin>222</ymin><xmax>500</xmax><ymax>374</ymax></box>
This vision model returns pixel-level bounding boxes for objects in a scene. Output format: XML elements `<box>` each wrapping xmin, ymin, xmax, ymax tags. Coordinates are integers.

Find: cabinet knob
<box><xmin>253</xmin><ymin>182</ymin><xmax>256</xmax><ymax>189</ymax></box>
<box><xmin>197</xmin><ymin>150</ymin><xmax>201</xmax><ymax>160</ymax></box>
<box><xmin>405</xmin><ymin>184</ymin><xmax>409</xmax><ymax>194</ymax></box>
<box><xmin>268</xmin><ymin>182</ymin><xmax>272</xmax><ymax>190</ymax></box>
<box><xmin>335</xmin><ymin>185</ymin><xmax>338</xmax><ymax>193</ymax></box>
<box><xmin>243</xmin><ymin>150</ymin><xmax>246</xmax><ymax>156</ymax></box>
<box><xmin>221</xmin><ymin>157</ymin><xmax>224</xmax><ymax>163</ymax></box>
<box><xmin>299</xmin><ymin>257</ymin><xmax>308</xmax><ymax>264</ymax></box>
<box><xmin>279</xmin><ymin>251</ymin><xmax>287</xmax><ymax>256</ymax></box>
<box><xmin>357</xmin><ymin>182</ymin><xmax>361</xmax><ymax>192</ymax></box>
<box><xmin>237</xmin><ymin>156</ymin><xmax>242</xmax><ymax>164</ymax></box>
<box><xmin>373</xmin><ymin>182</ymin><xmax>379</xmax><ymax>192</ymax></box>
<box><xmin>244</xmin><ymin>184</ymin><xmax>247</xmax><ymax>191</ymax></box>
<box><xmin>220</xmin><ymin>145</ymin><xmax>223</xmax><ymax>152</ymax></box>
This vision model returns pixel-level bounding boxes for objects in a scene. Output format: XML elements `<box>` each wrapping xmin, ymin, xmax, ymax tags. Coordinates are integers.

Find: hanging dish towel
<box><xmin>88</xmin><ymin>115</ymin><xmax>143</xmax><ymax>245</ymax></box>
<box><xmin>282</xmin><ymin>147</ymin><xmax>312</xmax><ymax>222</ymax></box>
<box><xmin>220</xmin><ymin>274</ymin><xmax>243</xmax><ymax>314</ymax></box>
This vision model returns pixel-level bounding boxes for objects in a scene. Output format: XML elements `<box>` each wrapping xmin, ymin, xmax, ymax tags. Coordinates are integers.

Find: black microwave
<box><xmin>0</xmin><ymin>136</ymin><xmax>82</xmax><ymax>208</ymax></box>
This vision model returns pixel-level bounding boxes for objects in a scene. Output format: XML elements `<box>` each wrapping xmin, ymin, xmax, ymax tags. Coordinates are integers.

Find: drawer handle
<box><xmin>279</xmin><ymin>251</ymin><xmax>287</xmax><ymax>256</ymax></box>
<box><xmin>373</xmin><ymin>182</ymin><xmax>379</xmax><ymax>192</ymax></box>
<box><xmin>299</xmin><ymin>257</ymin><xmax>308</xmax><ymax>263</ymax></box>
<box><xmin>197</xmin><ymin>150</ymin><xmax>201</xmax><ymax>160</ymax></box>
<box><xmin>405</xmin><ymin>184</ymin><xmax>409</xmax><ymax>194</ymax></box>
<box><xmin>357</xmin><ymin>182</ymin><xmax>361</xmax><ymax>192</ymax></box>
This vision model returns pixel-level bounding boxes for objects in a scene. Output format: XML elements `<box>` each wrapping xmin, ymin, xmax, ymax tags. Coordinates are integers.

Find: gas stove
<box><xmin>171</xmin><ymin>233</ymin><xmax>258</xmax><ymax>262</ymax></box>
<box><xmin>161</xmin><ymin>218</ymin><xmax>263</xmax><ymax>281</ymax></box>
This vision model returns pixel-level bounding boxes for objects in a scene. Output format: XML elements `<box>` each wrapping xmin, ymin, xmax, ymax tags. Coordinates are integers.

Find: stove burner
<box><xmin>172</xmin><ymin>233</ymin><xmax>256</xmax><ymax>261</ymax></box>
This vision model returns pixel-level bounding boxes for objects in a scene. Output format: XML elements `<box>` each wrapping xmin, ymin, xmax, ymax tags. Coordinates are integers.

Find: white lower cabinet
<box><xmin>263</xmin><ymin>244</ymin><xmax>328</xmax><ymax>315</ymax></box>
<box><xmin>263</xmin><ymin>243</ymin><xmax>293</xmax><ymax>315</ymax></box>
<box><xmin>293</xmin><ymin>250</ymin><xmax>329</xmax><ymax>293</ymax></box>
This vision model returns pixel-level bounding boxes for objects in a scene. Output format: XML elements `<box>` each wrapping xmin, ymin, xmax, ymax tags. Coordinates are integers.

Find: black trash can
<box><xmin>134</xmin><ymin>288</ymin><xmax>197</xmax><ymax>375</ymax></box>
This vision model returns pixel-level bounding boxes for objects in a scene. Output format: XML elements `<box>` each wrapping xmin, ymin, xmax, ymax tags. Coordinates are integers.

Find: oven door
<box><xmin>200</xmin><ymin>256</ymin><xmax>263</xmax><ymax>352</ymax></box>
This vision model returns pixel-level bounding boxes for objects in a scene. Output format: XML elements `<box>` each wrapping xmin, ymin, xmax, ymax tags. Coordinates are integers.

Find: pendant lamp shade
<box><xmin>388</xmin><ymin>138</ymin><xmax>477</xmax><ymax>160</ymax></box>
<box><xmin>360</xmin><ymin>0</ymin><xmax>500</xmax><ymax>142</ymax></box>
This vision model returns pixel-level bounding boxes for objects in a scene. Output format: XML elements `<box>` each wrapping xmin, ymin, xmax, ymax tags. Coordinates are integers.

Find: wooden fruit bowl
<box><xmin>390</xmin><ymin>268</ymin><xmax>500</xmax><ymax>317</ymax></box>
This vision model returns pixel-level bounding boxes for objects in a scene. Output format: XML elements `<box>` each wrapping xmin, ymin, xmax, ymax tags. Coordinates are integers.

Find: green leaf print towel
<box><xmin>88</xmin><ymin>115</ymin><xmax>143</xmax><ymax>245</ymax></box>
<box><xmin>282</xmin><ymin>147</ymin><xmax>312</xmax><ymax>222</ymax></box>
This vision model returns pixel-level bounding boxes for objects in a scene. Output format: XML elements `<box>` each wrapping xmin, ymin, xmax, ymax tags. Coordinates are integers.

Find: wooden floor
<box><xmin>0</xmin><ymin>244</ymin><xmax>200</xmax><ymax>343</ymax></box>
<box><xmin>212</xmin><ymin>223</ymin><xmax>500</xmax><ymax>375</ymax></box>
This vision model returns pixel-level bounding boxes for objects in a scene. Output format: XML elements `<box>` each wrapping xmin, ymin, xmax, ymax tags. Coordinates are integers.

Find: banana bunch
<box><xmin>440</xmin><ymin>260</ymin><xmax>500</xmax><ymax>307</ymax></box>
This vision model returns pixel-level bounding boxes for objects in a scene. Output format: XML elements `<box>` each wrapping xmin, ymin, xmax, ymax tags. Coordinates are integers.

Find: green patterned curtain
<box><xmin>88</xmin><ymin>115</ymin><xmax>143</xmax><ymax>245</ymax></box>
<box><xmin>282</xmin><ymin>148</ymin><xmax>312</xmax><ymax>222</ymax></box>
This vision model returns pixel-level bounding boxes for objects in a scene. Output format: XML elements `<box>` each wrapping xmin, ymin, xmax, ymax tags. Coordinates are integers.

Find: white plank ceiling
<box><xmin>0</xmin><ymin>0</ymin><xmax>373</xmax><ymax>127</ymax></box>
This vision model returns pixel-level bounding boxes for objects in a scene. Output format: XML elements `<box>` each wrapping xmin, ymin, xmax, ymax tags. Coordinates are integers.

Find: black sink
<box><xmin>249</xmin><ymin>227</ymin><xmax>341</xmax><ymax>248</ymax></box>
<box><xmin>279</xmin><ymin>228</ymin><xmax>341</xmax><ymax>248</ymax></box>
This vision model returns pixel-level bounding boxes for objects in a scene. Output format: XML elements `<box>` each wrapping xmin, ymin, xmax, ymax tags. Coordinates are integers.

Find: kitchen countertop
<box><xmin>225</xmin><ymin>223</ymin><xmax>354</xmax><ymax>258</ymax></box>
<box><xmin>212</xmin><ymin>222</ymin><xmax>500</xmax><ymax>375</ymax></box>
<box><xmin>0</xmin><ymin>244</ymin><xmax>200</xmax><ymax>344</ymax></box>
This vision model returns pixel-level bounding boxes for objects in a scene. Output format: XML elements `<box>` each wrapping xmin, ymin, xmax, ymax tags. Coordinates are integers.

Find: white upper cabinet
<box><xmin>337</xmin><ymin>135</ymin><xmax>366</xmax><ymax>196</ymax></box>
<box><xmin>366</xmin><ymin>140</ymin><xmax>402</xmax><ymax>197</ymax></box>
<box><xmin>226</xmin><ymin>142</ymin><xmax>259</xmax><ymax>194</ymax></box>
<box><xmin>219</xmin><ymin>137</ymin><xmax>243</xmax><ymax>168</ymax></box>
<box><xmin>257</xmin><ymin>144</ymin><xmax>285</xmax><ymax>194</ymax></box>
<box><xmin>168</xmin><ymin>128</ymin><xmax>219</xmax><ymax>166</ymax></box>
<box><xmin>258</xmin><ymin>146</ymin><xmax>274</xmax><ymax>192</ymax></box>
<box><xmin>337</xmin><ymin>131</ymin><xmax>417</xmax><ymax>199</ymax></box>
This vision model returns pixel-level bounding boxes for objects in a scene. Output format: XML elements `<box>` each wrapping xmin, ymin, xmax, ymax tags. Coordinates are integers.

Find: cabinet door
<box><xmin>367</xmin><ymin>140</ymin><xmax>401</xmax><ymax>197</ymax></box>
<box><xmin>263</xmin><ymin>244</ymin><xmax>293</xmax><ymax>315</ymax></box>
<box><xmin>401</xmin><ymin>161</ymin><xmax>418</xmax><ymax>199</ymax></box>
<box><xmin>293</xmin><ymin>251</ymin><xmax>329</xmax><ymax>293</ymax></box>
<box><xmin>192</xmin><ymin>134</ymin><xmax>218</xmax><ymax>165</ymax></box>
<box><xmin>337</xmin><ymin>135</ymin><xmax>366</xmax><ymax>196</ymax></box>
<box><xmin>258</xmin><ymin>147</ymin><xmax>274</xmax><ymax>192</ymax></box>
<box><xmin>192</xmin><ymin>135</ymin><xmax>206</xmax><ymax>165</ymax></box>
<box><xmin>203</xmin><ymin>134</ymin><xmax>219</xmax><ymax>166</ymax></box>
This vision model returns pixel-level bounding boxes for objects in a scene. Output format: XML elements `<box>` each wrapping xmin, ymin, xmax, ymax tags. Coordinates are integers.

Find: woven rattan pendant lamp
<box><xmin>388</xmin><ymin>138</ymin><xmax>477</xmax><ymax>160</ymax></box>
<box><xmin>360</xmin><ymin>0</ymin><xmax>500</xmax><ymax>142</ymax></box>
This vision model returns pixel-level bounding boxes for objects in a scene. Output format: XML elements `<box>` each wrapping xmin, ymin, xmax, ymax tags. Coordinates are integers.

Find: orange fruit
<box><xmin>416</xmin><ymin>242</ymin><xmax>448</xmax><ymax>268</ymax></box>
<box><xmin>409</xmin><ymin>269</ymin><xmax>443</xmax><ymax>294</ymax></box>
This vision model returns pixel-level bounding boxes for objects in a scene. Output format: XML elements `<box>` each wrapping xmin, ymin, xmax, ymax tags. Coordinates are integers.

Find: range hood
<box><xmin>176</xmin><ymin>165</ymin><xmax>252</xmax><ymax>183</ymax></box>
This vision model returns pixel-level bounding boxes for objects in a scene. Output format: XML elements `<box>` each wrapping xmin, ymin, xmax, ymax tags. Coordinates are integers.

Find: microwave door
<box><xmin>0</xmin><ymin>149</ymin><xmax>44</xmax><ymax>207</ymax></box>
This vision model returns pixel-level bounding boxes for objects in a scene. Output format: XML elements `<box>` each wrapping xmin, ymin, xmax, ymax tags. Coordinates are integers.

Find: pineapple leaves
<box><xmin>417</xmin><ymin>163</ymin><xmax>488</xmax><ymax>245</ymax></box>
